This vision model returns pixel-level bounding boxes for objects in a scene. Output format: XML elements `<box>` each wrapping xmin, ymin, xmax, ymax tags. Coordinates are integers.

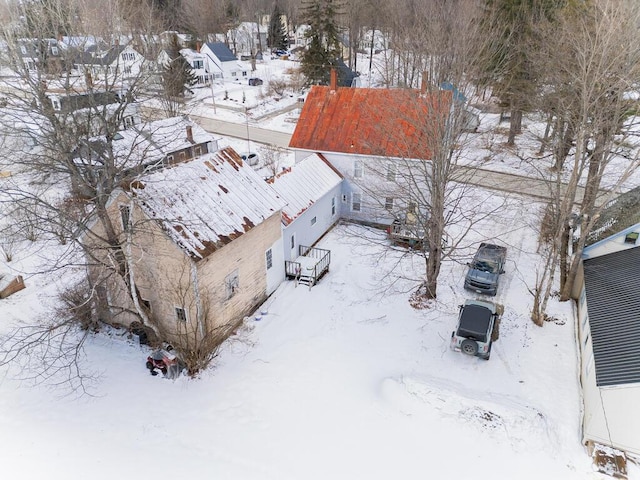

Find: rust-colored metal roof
<box><xmin>289</xmin><ymin>87</ymin><xmax>453</xmax><ymax>160</ymax></box>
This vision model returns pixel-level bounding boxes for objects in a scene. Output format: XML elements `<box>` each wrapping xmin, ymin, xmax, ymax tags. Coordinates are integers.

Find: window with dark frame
<box><xmin>311</xmin><ymin>216</ymin><xmax>317</xmax><ymax>226</ymax></box>
<box><xmin>354</xmin><ymin>161</ymin><xmax>363</xmax><ymax>178</ymax></box>
<box><xmin>175</xmin><ymin>307</ymin><xmax>187</xmax><ymax>323</ymax></box>
<box><xmin>352</xmin><ymin>193</ymin><xmax>362</xmax><ymax>212</ymax></box>
<box><xmin>386</xmin><ymin>163</ymin><xmax>396</xmax><ymax>181</ymax></box>
<box><xmin>385</xmin><ymin>197</ymin><xmax>394</xmax><ymax>211</ymax></box>
<box><xmin>331</xmin><ymin>197</ymin><xmax>336</xmax><ymax>216</ymax></box>
<box><xmin>225</xmin><ymin>270</ymin><xmax>240</xmax><ymax>300</ymax></box>
<box><xmin>265</xmin><ymin>249</ymin><xmax>273</xmax><ymax>270</ymax></box>
<box><xmin>625</xmin><ymin>232</ymin><xmax>639</xmax><ymax>244</ymax></box>
<box><xmin>119</xmin><ymin>205</ymin><xmax>130</xmax><ymax>230</ymax></box>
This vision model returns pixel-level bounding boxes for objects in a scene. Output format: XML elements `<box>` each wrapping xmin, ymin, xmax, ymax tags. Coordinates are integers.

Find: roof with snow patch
<box><xmin>268</xmin><ymin>154</ymin><xmax>343</xmax><ymax>225</ymax></box>
<box><xmin>131</xmin><ymin>147</ymin><xmax>285</xmax><ymax>260</ymax></box>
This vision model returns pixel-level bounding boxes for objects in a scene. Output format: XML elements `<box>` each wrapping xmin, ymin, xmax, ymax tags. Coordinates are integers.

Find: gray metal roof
<box><xmin>205</xmin><ymin>42</ymin><xmax>237</xmax><ymax>62</ymax></box>
<box><xmin>586</xmin><ymin>185</ymin><xmax>640</xmax><ymax>246</ymax></box>
<box><xmin>583</xmin><ymin>246</ymin><xmax>640</xmax><ymax>387</ymax></box>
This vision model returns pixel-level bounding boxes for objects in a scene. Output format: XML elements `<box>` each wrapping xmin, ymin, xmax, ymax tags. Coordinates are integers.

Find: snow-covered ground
<box><xmin>1</xmin><ymin>50</ymin><xmax>639</xmax><ymax>480</ymax></box>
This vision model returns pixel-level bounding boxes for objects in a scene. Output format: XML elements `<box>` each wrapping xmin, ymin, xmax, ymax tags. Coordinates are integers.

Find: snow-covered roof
<box><xmin>80</xmin><ymin>116</ymin><xmax>215</xmax><ymax>170</ymax></box>
<box><xmin>132</xmin><ymin>147</ymin><xmax>285</xmax><ymax>259</ymax></box>
<box><xmin>268</xmin><ymin>154</ymin><xmax>342</xmax><ymax>225</ymax></box>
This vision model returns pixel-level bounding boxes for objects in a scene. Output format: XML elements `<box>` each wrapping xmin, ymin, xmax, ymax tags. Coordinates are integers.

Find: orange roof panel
<box><xmin>290</xmin><ymin>87</ymin><xmax>453</xmax><ymax>161</ymax></box>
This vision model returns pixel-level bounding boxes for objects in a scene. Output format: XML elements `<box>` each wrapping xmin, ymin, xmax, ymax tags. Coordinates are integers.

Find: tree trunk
<box><xmin>507</xmin><ymin>108</ymin><xmax>522</xmax><ymax>145</ymax></box>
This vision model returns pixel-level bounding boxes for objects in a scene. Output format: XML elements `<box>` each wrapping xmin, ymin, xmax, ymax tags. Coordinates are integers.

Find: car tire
<box><xmin>161</xmin><ymin>367</ymin><xmax>168</xmax><ymax>376</ymax></box>
<box><xmin>146</xmin><ymin>361</ymin><xmax>154</xmax><ymax>370</ymax></box>
<box><xmin>461</xmin><ymin>339</ymin><xmax>479</xmax><ymax>356</ymax></box>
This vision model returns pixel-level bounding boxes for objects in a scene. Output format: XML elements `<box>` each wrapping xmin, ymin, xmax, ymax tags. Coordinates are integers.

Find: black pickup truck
<box><xmin>464</xmin><ymin>243</ymin><xmax>507</xmax><ymax>296</ymax></box>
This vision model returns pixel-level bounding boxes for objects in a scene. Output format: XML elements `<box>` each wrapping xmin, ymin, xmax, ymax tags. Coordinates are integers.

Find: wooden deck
<box><xmin>387</xmin><ymin>220</ymin><xmax>426</xmax><ymax>249</ymax></box>
<box><xmin>285</xmin><ymin>245</ymin><xmax>331</xmax><ymax>289</ymax></box>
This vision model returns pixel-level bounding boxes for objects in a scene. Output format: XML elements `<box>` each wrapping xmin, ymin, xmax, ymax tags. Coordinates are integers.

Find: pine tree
<box><xmin>268</xmin><ymin>3</ymin><xmax>289</xmax><ymax>51</ymax></box>
<box><xmin>161</xmin><ymin>34</ymin><xmax>197</xmax><ymax>98</ymax></box>
<box><xmin>300</xmin><ymin>0</ymin><xmax>344</xmax><ymax>85</ymax></box>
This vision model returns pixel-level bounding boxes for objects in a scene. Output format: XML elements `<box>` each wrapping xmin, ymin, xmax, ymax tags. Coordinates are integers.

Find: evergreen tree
<box><xmin>161</xmin><ymin>34</ymin><xmax>197</xmax><ymax>98</ymax></box>
<box><xmin>300</xmin><ymin>0</ymin><xmax>344</xmax><ymax>85</ymax></box>
<box><xmin>268</xmin><ymin>3</ymin><xmax>289</xmax><ymax>51</ymax></box>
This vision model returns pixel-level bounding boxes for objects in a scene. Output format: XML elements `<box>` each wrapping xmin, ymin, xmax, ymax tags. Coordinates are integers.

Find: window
<box><xmin>331</xmin><ymin>197</ymin><xmax>336</xmax><ymax>216</ymax></box>
<box><xmin>193</xmin><ymin>60</ymin><xmax>203</xmax><ymax>69</ymax></box>
<box><xmin>51</xmin><ymin>46</ymin><xmax>58</xmax><ymax>56</ymax></box>
<box><xmin>311</xmin><ymin>216</ymin><xmax>317</xmax><ymax>226</ymax></box>
<box><xmin>119</xmin><ymin>205</ymin><xmax>130</xmax><ymax>230</ymax></box>
<box><xmin>51</xmin><ymin>99</ymin><xmax>61</xmax><ymax>111</ymax></box>
<box><xmin>242</xmin><ymin>71</ymin><xmax>247</xmax><ymax>76</ymax></box>
<box><xmin>194</xmin><ymin>146</ymin><xmax>202</xmax><ymax>157</ymax></box>
<box><xmin>225</xmin><ymin>270</ymin><xmax>239</xmax><ymax>299</ymax></box>
<box><xmin>386</xmin><ymin>163</ymin><xmax>397</xmax><ymax>181</ymax></box>
<box><xmin>179</xmin><ymin>152</ymin><xmax>186</xmax><ymax>161</ymax></box>
<box><xmin>167</xmin><ymin>154</ymin><xmax>175</xmax><ymax>164</ymax></box>
<box><xmin>175</xmin><ymin>307</ymin><xmax>187</xmax><ymax>323</ymax></box>
<box><xmin>625</xmin><ymin>231</ymin><xmax>639</xmax><ymax>244</ymax></box>
<box><xmin>123</xmin><ymin>116</ymin><xmax>134</xmax><ymax>129</ymax></box>
<box><xmin>354</xmin><ymin>161</ymin><xmax>363</xmax><ymax>178</ymax></box>
<box><xmin>20</xmin><ymin>45</ymin><xmax>27</xmax><ymax>55</ymax></box>
<box><xmin>290</xmin><ymin>235</ymin><xmax>295</xmax><ymax>249</ymax></box>
<box><xmin>341</xmin><ymin>194</ymin><xmax>347</xmax><ymax>203</ymax></box>
<box><xmin>232</xmin><ymin>71</ymin><xmax>237</xmax><ymax>77</ymax></box>
<box><xmin>385</xmin><ymin>197</ymin><xmax>394</xmax><ymax>211</ymax></box>
<box><xmin>124</xmin><ymin>65</ymin><xmax>132</xmax><ymax>74</ymax></box>
<box><xmin>265</xmin><ymin>249</ymin><xmax>273</xmax><ymax>270</ymax></box>
<box><xmin>352</xmin><ymin>193</ymin><xmax>362</xmax><ymax>212</ymax></box>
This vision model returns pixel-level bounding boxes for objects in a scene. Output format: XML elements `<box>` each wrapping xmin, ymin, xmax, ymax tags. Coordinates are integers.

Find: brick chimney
<box><xmin>196</xmin><ymin>41</ymin><xmax>202</xmax><ymax>53</ymax></box>
<box><xmin>186</xmin><ymin>125</ymin><xmax>193</xmax><ymax>143</ymax></box>
<box><xmin>330</xmin><ymin>68</ymin><xmax>338</xmax><ymax>92</ymax></box>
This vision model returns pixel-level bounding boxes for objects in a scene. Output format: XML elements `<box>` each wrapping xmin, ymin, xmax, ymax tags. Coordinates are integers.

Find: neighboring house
<box><xmin>73</xmin><ymin>43</ymin><xmax>145</xmax><ymax>84</ymax></box>
<box><xmin>268</xmin><ymin>153</ymin><xmax>343</xmax><ymax>261</ymax></box>
<box><xmin>201</xmin><ymin>42</ymin><xmax>247</xmax><ymax>81</ymax></box>
<box><xmin>179</xmin><ymin>48</ymin><xmax>208</xmax><ymax>86</ymax></box>
<box><xmin>44</xmin><ymin>90</ymin><xmax>140</xmax><ymax>129</ymax></box>
<box><xmin>16</xmin><ymin>38</ymin><xmax>64</xmax><ymax>74</ymax></box>
<box><xmin>226</xmin><ymin>22</ymin><xmax>267</xmax><ymax>55</ymax></box>
<box><xmin>86</xmin><ymin>147</ymin><xmax>286</xmax><ymax>346</ymax></box>
<box><xmin>288</xmin><ymin>73</ymin><xmax>453</xmax><ymax>227</ymax></box>
<box><xmin>573</xmin><ymin>187</ymin><xmax>640</xmax><ymax>457</ymax></box>
<box><xmin>289</xmin><ymin>24</ymin><xmax>311</xmax><ymax>49</ymax></box>
<box><xmin>72</xmin><ymin>116</ymin><xmax>218</xmax><ymax>196</ymax></box>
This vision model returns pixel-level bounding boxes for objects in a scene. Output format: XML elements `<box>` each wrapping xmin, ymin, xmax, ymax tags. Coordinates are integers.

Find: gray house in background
<box><xmin>574</xmin><ymin>187</ymin><xmax>640</xmax><ymax>458</ymax></box>
<box><xmin>200</xmin><ymin>42</ymin><xmax>247</xmax><ymax>81</ymax></box>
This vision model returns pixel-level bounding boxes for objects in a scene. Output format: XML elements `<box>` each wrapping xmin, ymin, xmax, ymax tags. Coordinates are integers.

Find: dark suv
<box><xmin>450</xmin><ymin>299</ymin><xmax>501</xmax><ymax>360</ymax></box>
<box><xmin>248</xmin><ymin>77</ymin><xmax>263</xmax><ymax>86</ymax></box>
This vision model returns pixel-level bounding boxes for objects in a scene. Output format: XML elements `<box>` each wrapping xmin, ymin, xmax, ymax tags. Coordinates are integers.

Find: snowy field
<box><xmin>1</xmin><ymin>50</ymin><xmax>639</xmax><ymax>480</ymax></box>
<box><xmin>0</xmin><ymin>192</ymin><xmax>634</xmax><ymax>479</ymax></box>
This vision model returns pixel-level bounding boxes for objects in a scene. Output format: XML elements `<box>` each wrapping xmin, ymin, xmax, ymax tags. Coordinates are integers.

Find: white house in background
<box><xmin>74</xmin><ymin>43</ymin><xmax>145</xmax><ymax>84</ymax></box>
<box><xmin>226</xmin><ymin>22</ymin><xmax>267</xmax><ymax>55</ymax></box>
<box><xmin>290</xmin><ymin>24</ymin><xmax>311</xmax><ymax>49</ymax></box>
<box><xmin>288</xmin><ymin>72</ymin><xmax>453</xmax><ymax>228</ymax></box>
<box><xmin>268</xmin><ymin>153</ymin><xmax>343</xmax><ymax>261</ymax></box>
<box><xmin>156</xmin><ymin>47</ymin><xmax>208</xmax><ymax>87</ymax></box>
<box><xmin>573</xmin><ymin>187</ymin><xmax>640</xmax><ymax>458</ymax></box>
<box><xmin>180</xmin><ymin>48</ymin><xmax>208</xmax><ymax>86</ymax></box>
<box><xmin>201</xmin><ymin>42</ymin><xmax>247</xmax><ymax>81</ymax></box>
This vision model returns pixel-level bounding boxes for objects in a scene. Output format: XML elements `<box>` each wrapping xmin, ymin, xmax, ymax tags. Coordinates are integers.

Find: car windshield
<box><xmin>473</xmin><ymin>260</ymin><xmax>498</xmax><ymax>273</ymax></box>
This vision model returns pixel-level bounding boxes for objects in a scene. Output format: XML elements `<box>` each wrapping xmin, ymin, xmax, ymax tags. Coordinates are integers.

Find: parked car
<box><xmin>464</xmin><ymin>243</ymin><xmax>507</xmax><ymax>296</ymax></box>
<box><xmin>450</xmin><ymin>299</ymin><xmax>501</xmax><ymax>360</ymax></box>
<box><xmin>248</xmin><ymin>77</ymin><xmax>263</xmax><ymax>86</ymax></box>
<box><xmin>146</xmin><ymin>348</ymin><xmax>178</xmax><ymax>376</ymax></box>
